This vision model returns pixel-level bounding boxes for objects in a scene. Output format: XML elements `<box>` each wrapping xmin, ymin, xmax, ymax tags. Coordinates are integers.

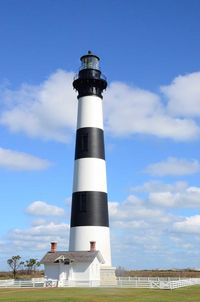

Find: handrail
<box><xmin>73</xmin><ymin>73</ymin><xmax>107</xmax><ymax>82</ymax></box>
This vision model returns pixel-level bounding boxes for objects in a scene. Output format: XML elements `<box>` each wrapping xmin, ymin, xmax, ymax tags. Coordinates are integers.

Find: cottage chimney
<box><xmin>50</xmin><ymin>242</ymin><xmax>57</xmax><ymax>253</ymax></box>
<box><xmin>90</xmin><ymin>241</ymin><xmax>96</xmax><ymax>251</ymax></box>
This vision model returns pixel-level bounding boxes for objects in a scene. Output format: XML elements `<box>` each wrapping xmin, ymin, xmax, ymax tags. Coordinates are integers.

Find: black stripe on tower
<box><xmin>73</xmin><ymin>69</ymin><xmax>107</xmax><ymax>99</ymax></box>
<box><xmin>70</xmin><ymin>191</ymin><xmax>109</xmax><ymax>227</ymax></box>
<box><xmin>75</xmin><ymin>127</ymin><xmax>105</xmax><ymax>160</ymax></box>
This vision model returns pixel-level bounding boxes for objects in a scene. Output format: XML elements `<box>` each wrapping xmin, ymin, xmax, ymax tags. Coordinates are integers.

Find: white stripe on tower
<box><xmin>73</xmin><ymin>158</ymin><xmax>107</xmax><ymax>192</ymax></box>
<box><xmin>69</xmin><ymin>51</ymin><xmax>111</xmax><ymax>266</ymax></box>
<box><xmin>77</xmin><ymin>96</ymin><xmax>103</xmax><ymax>129</ymax></box>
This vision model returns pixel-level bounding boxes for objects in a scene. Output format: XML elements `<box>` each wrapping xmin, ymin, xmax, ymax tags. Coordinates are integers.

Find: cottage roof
<box><xmin>40</xmin><ymin>251</ymin><xmax>105</xmax><ymax>264</ymax></box>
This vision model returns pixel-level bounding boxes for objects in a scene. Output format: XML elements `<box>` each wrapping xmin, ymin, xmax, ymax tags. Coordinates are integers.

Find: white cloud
<box><xmin>161</xmin><ymin>72</ymin><xmax>200</xmax><ymax>117</ymax></box>
<box><xmin>0</xmin><ymin>147</ymin><xmax>51</xmax><ymax>170</ymax></box>
<box><xmin>104</xmin><ymin>82</ymin><xmax>200</xmax><ymax>141</ymax></box>
<box><xmin>150</xmin><ymin>186</ymin><xmax>200</xmax><ymax>208</ymax></box>
<box><xmin>145</xmin><ymin>157</ymin><xmax>200</xmax><ymax>176</ymax></box>
<box><xmin>31</xmin><ymin>219</ymin><xmax>47</xmax><ymax>226</ymax></box>
<box><xmin>132</xmin><ymin>180</ymin><xmax>188</xmax><ymax>194</ymax></box>
<box><xmin>149</xmin><ymin>192</ymin><xmax>174</xmax><ymax>207</ymax></box>
<box><xmin>0</xmin><ymin>221</ymin><xmax>69</xmax><ymax>264</ymax></box>
<box><xmin>108</xmin><ymin>195</ymin><xmax>180</xmax><ymax>268</ymax></box>
<box><xmin>108</xmin><ymin>193</ymin><xmax>200</xmax><ymax>268</ymax></box>
<box><xmin>132</xmin><ymin>181</ymin><xmax>200</xmax><ymax>209</ymax></box>
<box><xmin>26</xmin><ymin>201</ymin><xmax>65</xmax><ymax>216</ymax></box>
<box><xmin>0</xmin><ymin>70</ymin><xmax>77</xmax><ymax>142</ymax></box>
<box><xmin>145</xmin><ymin>182</ymin><xmax>200</xmax><ymax>208</ymax></box>
<box><xmin>174</xmin><ymin>215</ymin><xmax>200</xmax><ymax>234</ymax></box>
<box><xmin>109</xmin><ymin>194</ymin><xmax>171</xmax><ymax>227</ymax></box>
<box><xmin>9</xmin><ymin>221</ymin><xmax>69</xmax><ymax>251</ymax></box>
<box><xmin>1</xmin><ymin>70</ymin><xmax>200</xmax><ymax>142</ymax></box>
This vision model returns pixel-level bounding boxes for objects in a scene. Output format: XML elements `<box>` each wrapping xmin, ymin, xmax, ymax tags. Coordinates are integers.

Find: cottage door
<box><xmin>64</xmin><ymin>265</ymin><xmax>70</xmax><ymax>280</ymax></box>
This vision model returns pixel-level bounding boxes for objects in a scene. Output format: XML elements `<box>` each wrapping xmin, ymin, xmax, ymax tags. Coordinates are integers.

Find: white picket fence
<box><xmin>0</xmin><ymin>277</ymin><xmax>200</xmax><ymax>290</ymax></box>
<box><xmin>116</xmin><ymin>277</ymin><xmax>200</xmax><ymax>289</ymax></box>
<box><xmin>0</xmin><ymin>279</ymin><xmax>46</xmax><ymax>288</ymax></box>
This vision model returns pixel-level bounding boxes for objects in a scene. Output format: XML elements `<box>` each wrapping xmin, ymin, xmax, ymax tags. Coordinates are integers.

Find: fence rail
<box><xmin>0</xmin><ymin>277</ymin><xmax>200</xmax><ymax>290</ymax></box>
<box><xmin>116</xmin><ymin>277</ymin><xmax>200</xmax><ymax>289</ymax></box>
<box><xmin>0</xmin><ymin>279</ymin><xmax>45</xmax><ymax>288</ymax></box>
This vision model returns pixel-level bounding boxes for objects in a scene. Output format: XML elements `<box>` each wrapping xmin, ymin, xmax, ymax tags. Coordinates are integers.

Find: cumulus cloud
<box><xmin>174</xmin><ymin>215</ymin><xmax>200</xmax><ymax>234</ymax></box>
<box><xmin>108</xmin><ymin>195</ymin><xmax>180</xmax><ymax>268</ymax></box>
<box><xmin>149</xmin><ymin>192</ymin><xmax>176</xmax><ymax>207</ymax></box>
<box><xmin>0</xmin><ymin>147</ymin><xmax>51</xmax><ymax>170</ymax></box>
<box><xmin>105</xmin><ymin>82</ymin><xmax>200</xmax><ymax>140</ymax></box>
<box><xmin>1</xmin><ymin>70</ymin><xmax>200</xmax><ymax>142</ymax></box>
<box><xmin>149</xmin><ymin>185</ymin><xmax>200</xmax><ymax>208</ymax></box>
<box><xmin>132</xmin><ymin>180</ymin><xmax>200</xmax><ymax>209</ymax></box>
<box><xmin>9</xmin><ymin>221</ymin><xmax>69</xmax><ymax>251</ymax></box>
<box><xmin>132</xmin><ymin>180</ymin><xmax>188</xmax><ymax>194</ymax></box>
<box><xmin>0</xmin><ymin>70</ymin><xmax>77</xmax><ymax>142</ymax></box>
<box><xmin>108</xmin><ymin>193</ymin><xmax>200</xmax><ymax>267</ymax></box>
<box><xmin>109</xmin><ymin>194</ymin><xmax>171</xmax><ymax>228</ymax></box>
<box><xmin>161</xmin><ymin>72</ymin><xmax>200</xmax><ymax>117</ymax></box>
<box><xmin>26</xmin><ymin>201</ymin><xmax>65</xmax><ymax>216</ymax></box>
<box><xmin>145</xmin><ymin>157</ymin><xmax>200</xmax><ymax>176</ymax></box>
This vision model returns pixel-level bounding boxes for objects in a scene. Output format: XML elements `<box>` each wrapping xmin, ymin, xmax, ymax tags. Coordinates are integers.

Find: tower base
<box><xmin>100</xmin><ymin>266</ymin><xmax>117</xmax><ymax>287</ymax></box>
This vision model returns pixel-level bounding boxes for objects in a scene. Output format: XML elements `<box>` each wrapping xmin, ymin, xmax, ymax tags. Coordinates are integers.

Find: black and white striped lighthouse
<box><xmin>69</xmin><ymin>51</ymin><xmax>111</xmax><ymax>266</ymax></box>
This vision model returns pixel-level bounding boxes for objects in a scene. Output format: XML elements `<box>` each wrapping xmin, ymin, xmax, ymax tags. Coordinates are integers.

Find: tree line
<box><xmin>7</xmin><ymin>255</ymin><xmax>40</xmax><ymax>279</ymax></box>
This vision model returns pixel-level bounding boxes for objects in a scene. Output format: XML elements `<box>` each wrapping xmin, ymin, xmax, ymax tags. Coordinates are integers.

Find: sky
<box><xmin>0</xmin><ymin>0</ymin><xmax>200</xmax><ymax>271</ymax></box>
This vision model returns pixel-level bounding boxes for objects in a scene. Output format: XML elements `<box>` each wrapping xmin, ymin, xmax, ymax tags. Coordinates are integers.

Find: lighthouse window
<box><xmin>81</xmin><ymin>133</ymin><xmax>88</xmax><ymax>152</ymax></box>
<box><xmin>81</xmin><ymin>57</ymin><xmax>99</xmax><ymax>70</ymax></box>
<box><xmin>79</xmin><ymin>193</ymin><xmax>87</xmax><ymax>212</ymax></box>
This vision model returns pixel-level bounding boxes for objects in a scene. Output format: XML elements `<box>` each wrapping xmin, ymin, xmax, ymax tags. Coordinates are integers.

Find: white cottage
<box><xmin>41</xmin><ymin>242</ymin><xmax>105</xmax><ymax>286</ymax></box>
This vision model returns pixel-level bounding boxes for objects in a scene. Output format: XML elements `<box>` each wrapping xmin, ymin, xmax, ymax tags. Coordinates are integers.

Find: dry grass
<box><xmin>124</xmin><ymin>270</ymin><xmax>200</xmax><ymax>278</ymax></box>
<box><xmin>0</xmin><ymin>271</ymin><xmax>44</xmax><ymax>280</ymax></box>
<box><xmin>2</xmin><ymin>269</ymin><xmax>200</xmax><ymax>280</ymax></box>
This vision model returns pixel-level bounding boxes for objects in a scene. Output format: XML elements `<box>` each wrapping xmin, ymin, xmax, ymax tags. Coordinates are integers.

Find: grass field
<box><xmin>0</xmin><ymin>286</ymin><xmax>200</xmax><ymax>302</ymax></box>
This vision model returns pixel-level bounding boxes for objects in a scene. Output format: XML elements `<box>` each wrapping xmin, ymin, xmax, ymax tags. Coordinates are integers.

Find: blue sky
<box><xmin>1</xmin><ymin>0</ymin><xmax>200</xmax><ymax>270</ymax></box>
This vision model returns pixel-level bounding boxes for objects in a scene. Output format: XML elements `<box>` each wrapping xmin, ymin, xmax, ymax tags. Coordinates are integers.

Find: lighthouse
<box><xmin>69</xmin><ymin>51</ymin><xmax>111</xmax><ymax>266</ymax></box>
<box><xmin>41</xmin><ymin>52</ymin><xmax>116</xmax><ymax>285</ymax></box>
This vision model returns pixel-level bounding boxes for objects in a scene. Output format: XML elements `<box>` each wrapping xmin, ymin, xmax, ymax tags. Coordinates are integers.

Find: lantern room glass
<box><xmin>81</xmin><ymin>56</ymin><xmax>99</xmax><ymax>70</ymax></box>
